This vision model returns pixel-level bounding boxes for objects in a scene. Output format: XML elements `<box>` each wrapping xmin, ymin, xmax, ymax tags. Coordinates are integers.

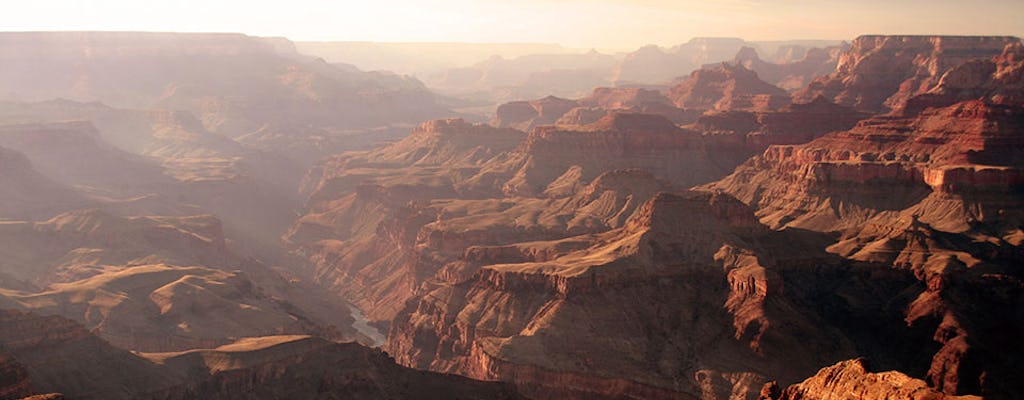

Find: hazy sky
<box><xmin>4</xmin><ymin>0</ymin><xmax>1022</xmax><ymax>49</ymax></box>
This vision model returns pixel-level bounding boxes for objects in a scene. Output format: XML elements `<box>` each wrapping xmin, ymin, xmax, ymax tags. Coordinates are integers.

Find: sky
<box><xmin>3</xmin><ymin>0</ymin><xmax>1023</xmax><ymax>49</ymax></box>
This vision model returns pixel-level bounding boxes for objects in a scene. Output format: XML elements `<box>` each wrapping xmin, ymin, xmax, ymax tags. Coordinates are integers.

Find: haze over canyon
<box><xmin>0</xmin><ymin>2</ymin><xmax>1023</xmax><ymax>399</ymax></box>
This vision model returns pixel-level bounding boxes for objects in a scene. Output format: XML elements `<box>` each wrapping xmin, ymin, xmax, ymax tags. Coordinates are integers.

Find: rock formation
<box><xmin>767</xmin><ymin>359</ymin><xmax>978</xmax><ymax>400</ymax></box>
<box><xmin>667</xmin><ymin>63</ymin><xmax>791</xmax><ymax>111</ymax></box>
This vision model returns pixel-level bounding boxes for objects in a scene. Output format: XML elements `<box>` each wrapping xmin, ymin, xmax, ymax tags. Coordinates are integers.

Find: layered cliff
<box><xmin>492</xmin><ymin>112</ymin><xmax>740</xmax><ymax>196</ymax></box>
<box><xmin>709</xmin><ymin>98</ymin><xmax>1024</xmax><ymax>232</ymax></box>
<box><xmin>386</xmin><ymin>192</ymin><xmax>870</xmax><ymax>399</ymax></box>
<box><xmin>795</xmin><ymin>35</ymin><xmax>1020</xmax><ymax>112</ymax></box>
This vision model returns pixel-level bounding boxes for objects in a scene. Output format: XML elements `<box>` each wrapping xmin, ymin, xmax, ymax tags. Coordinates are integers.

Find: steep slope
<box><xmin>794</xmin><ymin>35</ymin><xmax>1019</xmax><ymax>112</ymax></box>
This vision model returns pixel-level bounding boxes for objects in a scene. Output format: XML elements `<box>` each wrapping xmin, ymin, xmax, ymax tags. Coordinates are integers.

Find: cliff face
<box><xmin>385</xmin><ymin>192</ymin><xmax>873</xmax><ymax>399</ymax></box>
<box><xmin>795</xmin><ymin>35</ymin><xmax>1020</xmax><ymax>112</ymax></box>
<box><xmin>709</xmin><ymin>99</ymin><xmax>1024</xmax><ymax>233</ymax></box>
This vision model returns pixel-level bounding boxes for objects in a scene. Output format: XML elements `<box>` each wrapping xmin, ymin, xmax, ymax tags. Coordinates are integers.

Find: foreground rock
<box><xmin>765</xmin><ymin>359</ymin><xmax>978</xmax><ymax>400</ymax></box>
<box><xmin>0</xmin><ymin>309</ymin><xmax>522</xmax><ymax>400</ymax></box>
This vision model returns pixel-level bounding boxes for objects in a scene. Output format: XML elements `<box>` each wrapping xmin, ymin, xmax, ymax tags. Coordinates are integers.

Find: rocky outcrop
<box><xmin>768</xmin><ymin>359</ymin><xmax>977</xmax><ymax>400</ymax></box>
<box><xmin>795</xmin><ymin>35</ymin><xmax>1020</xmax><ymax>112</ymax></box>
<box><xmin>667</xmin><ymin>63</ymin><xmax>791</xmax><ymax>112</ymax></box>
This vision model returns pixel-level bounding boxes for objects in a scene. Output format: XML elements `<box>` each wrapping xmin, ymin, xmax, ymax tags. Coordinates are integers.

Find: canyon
<box><xmin>0</xmin><ymin>31</ymin><xmax>1022</xmax><ymax>400</ymax></box>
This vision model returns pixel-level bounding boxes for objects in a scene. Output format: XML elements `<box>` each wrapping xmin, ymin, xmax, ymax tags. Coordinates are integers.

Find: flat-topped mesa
<box><xmin>668</xmin><ymin>63</ymin><xmax>791</xmax><ymax>111</ymax></box>
<box><xmin>795</xmin><ymin>35</ymin><xmax>1021</xmax><ymax>112</ymax></box>
<box><xmin>498</xmin><ymin>111</ymin><xmax>749</xmax><ymax>196</ymax></box>
<box><xmin>492</xmin><ymin>96</ymin><xmax>579</xmax><ymax>131</ymax></box>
